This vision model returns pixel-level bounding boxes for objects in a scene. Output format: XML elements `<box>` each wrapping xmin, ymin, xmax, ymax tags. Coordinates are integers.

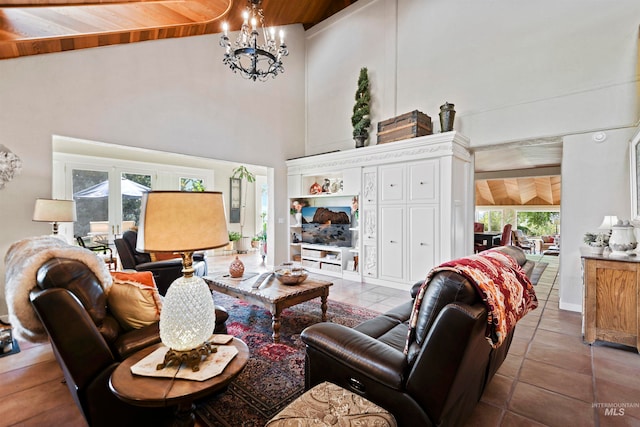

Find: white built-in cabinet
<box><xmin>378</xmin><ymin>160</ymin><xmax>440</xmax><ymax>284</ymax></box>
<box><xmin>286</xmin><ymin>132</ymin><xmax>473</xmax><ymax>290</ymax></box>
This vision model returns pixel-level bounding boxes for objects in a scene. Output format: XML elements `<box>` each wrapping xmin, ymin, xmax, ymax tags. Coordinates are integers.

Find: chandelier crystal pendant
<box><xmin>219</xmin><ymin>0</ymin><xmax>288</xmax><ymax>81</ymax></box>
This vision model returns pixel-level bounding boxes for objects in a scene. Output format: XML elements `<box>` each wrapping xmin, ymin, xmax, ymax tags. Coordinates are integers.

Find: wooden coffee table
<box><xmin>109</xmin><ymin>338</ymin><xmax>249</xmax><ymax>427</ymax></box>
<box><xmin>204</xmin><ymin>273</ymin><xmax>333</xmax><ymax>343</ymax></box>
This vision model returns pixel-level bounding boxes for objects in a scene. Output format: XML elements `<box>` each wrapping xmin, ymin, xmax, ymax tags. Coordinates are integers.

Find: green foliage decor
<box><xmin>228</xmin><ymin>231</ymin><xmax>241</xmax><ymax>241</ymax></box>
<box><xmin>351</xmin><ymin>67</ymin><xmax>371</xmax><ymax>140</ymax></box>
<box><xmin>231</xmin><ymin>165</ymin><xmax>255</xmax><ymax>184</ymax></box>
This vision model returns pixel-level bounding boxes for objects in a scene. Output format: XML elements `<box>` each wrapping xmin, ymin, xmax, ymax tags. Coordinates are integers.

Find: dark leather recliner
<box><xmin>301</xmin><ymin>246</ymin><xmax>534</xmax><ymax>427</ymax></box>
<box><xmin>30</xmin><ymin>257</ymin><xmax>228</xmax><ymax>427</ymax></box>
<box><xmin>115</xmin><ymin>230</ymin><xmax>208</xmax><ymax>295</ymax></box>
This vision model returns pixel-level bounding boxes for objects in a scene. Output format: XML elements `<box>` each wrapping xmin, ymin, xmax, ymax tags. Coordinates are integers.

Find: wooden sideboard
<box><xmin>582</xmin><ymin>253</ymin><xmax>640</xmax><ymax>352</ymax></box>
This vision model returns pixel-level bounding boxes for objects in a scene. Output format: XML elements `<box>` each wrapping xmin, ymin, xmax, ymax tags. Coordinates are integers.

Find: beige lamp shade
<box><xmin>32</xmin><ymin>199</ymin><xmax>77</xmax><ymax>223</ymax></box>
<box><xmin>136</xmin><ymin>191</ymin><xmax>229</xmax><ymax>253</ymax></box>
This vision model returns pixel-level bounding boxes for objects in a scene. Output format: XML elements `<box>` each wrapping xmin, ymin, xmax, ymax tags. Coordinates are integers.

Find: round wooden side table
<box><xmin>109</xmin><ymin>338</ymin><xmax>249</xmax><ymax>427</ymax></box>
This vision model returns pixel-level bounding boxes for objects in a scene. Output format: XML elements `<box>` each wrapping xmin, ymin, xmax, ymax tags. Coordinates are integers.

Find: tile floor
<box><xmin>213</xmin><ymin>252</ymin><xmax>640</xmax><ymax>426</ymax></box>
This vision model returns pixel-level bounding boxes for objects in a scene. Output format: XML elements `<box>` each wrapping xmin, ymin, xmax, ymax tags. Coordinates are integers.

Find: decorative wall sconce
<box><xmin>0</xmin><ymin>145</ymin><xmax>22</xmax><ymax>190</ymax></box>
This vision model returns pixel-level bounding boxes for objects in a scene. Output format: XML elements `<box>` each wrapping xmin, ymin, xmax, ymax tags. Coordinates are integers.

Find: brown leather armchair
<box><xmin>30</xmin><ymin>257</ymin><xmax>228</xmax><ymax>427</ymax></box>
<box><xmin>115</xmin><ymin>230</ymin><xmax>208</xmax><ymax>295</ymax></box>
<box><xmin>301</xmin><ymin>246</ymin><xmax>534</xmax><ymax>427</ymax></box>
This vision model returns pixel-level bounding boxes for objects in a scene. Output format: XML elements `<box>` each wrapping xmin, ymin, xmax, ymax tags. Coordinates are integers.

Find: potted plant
<box><xmin>351</xmin><ymin>67</ymin><xmax>371</xmax><ymax>148</ymax></box>
<box><xmin>584</xmin><ymin>232</ymin><xmax>609</xmax><ymax>255</ymax></box>
<box><xmin>228</xmin><ymin>231</ymin><xmax>241</xmax><ymax>251</ymax></box>
<box><xmin>231</xmin><ymin>165</ymin><xmax>256</xmax><ymax>253</ymax></box>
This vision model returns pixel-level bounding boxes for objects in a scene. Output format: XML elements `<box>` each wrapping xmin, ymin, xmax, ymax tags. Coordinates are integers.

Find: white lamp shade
<box><xmin>136</xmin><ymin>191</ymin><xmax>229</xmax><ymax>253</ymax></box>
<box><xmin>598</xmin><ymin>215</ymin><xmax>620</xmax><ymax>230</ymax></box>
<box><xmin>32</xmin><ymin>199</ymin><xmax>77</xmax><ymax>223</ymax></box>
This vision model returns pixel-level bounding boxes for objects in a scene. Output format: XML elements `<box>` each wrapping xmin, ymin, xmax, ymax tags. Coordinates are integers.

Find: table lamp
<box><xmin>136</xmin><ymin>191</ymin><xmax>229</xmax><ymax>371</ymax></box>
<box><xmin>598</xmin><ymin>215</ymin><xmax>619</xmax><ymax>232</ymax></box>
<box><xmin>32</xmin><ymin>198</ymin><xmax>77</xmax><ymax>235</ymax></box>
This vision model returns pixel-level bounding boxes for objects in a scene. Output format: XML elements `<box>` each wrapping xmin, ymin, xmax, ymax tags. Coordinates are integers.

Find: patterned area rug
<box><xmin>530</xmin><ymin>262</ymin><xmax>548</xmax><ymax>286</ymax></box>
<box><xmin>196</xmin><ymin>292</ymin><xmax>380</xmax><ymax>427</ymax></box>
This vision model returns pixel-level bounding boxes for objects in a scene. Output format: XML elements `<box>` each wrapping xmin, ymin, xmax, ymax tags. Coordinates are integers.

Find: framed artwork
<box><xmin>631</xmin><ymin>127</ymin><xmax>640</xmax><ymax>221</ymax></box>
<box><xmin>229</xmin><ymin>178</ymin><xmax>241</xmax><ymax>223</ymax></box>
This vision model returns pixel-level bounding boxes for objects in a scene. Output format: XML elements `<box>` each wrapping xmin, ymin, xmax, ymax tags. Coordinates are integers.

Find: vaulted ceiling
<box><xmin>0</xmin><ymin>0</ymin><xmax>358</xmax><ymax>59</ymax></box>
<box><xmin>1</xmin><ymin>0</ymin><xmax>562</xmax><ymax>206</ymax></box>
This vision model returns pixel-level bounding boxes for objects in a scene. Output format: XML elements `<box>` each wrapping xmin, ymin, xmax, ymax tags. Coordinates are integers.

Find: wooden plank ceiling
<box><xmin>474</xmin><ymin>139</ymin><xmax>562</xmax><ymax>207</ymax></box>
<box><xmin>0</xmin><ymin>0</ymin><xmax>358</xmax><ymax>59</ymax></box>
<box><xmin>476</xmin><ymin>176</ymin><xmax>561</xmax><ymax>206</ymax></box>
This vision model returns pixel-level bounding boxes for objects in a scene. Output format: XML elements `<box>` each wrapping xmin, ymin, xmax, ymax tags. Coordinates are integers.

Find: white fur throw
<box><xmin>4</xmin><ymin>236</ymin><xmax>113</xmax><ymax>342</ymax></box>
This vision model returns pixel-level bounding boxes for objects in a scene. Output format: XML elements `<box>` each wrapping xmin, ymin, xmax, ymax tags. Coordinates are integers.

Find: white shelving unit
<box><xmin>300</xmin><ymin>244</ymin><xmax>346</xmax><ymax>277</ymax></box>
<box><xmin>287</xmin><ymin>170</ymin><xmax>360</xmax><ymax>279</ymax></box>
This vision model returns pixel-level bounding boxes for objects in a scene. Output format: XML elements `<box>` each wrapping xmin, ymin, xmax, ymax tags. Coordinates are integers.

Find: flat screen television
<box><xmin>301</xmin><ymin>206</ymin><xmax>352</xmax><ymax>247</ymax></box>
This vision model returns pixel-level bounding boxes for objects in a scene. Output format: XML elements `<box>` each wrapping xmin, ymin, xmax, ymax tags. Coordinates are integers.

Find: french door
<box><xmin>71</xmin><ymin>166</ymin><xmax>153</xmax><ymax>243</ymax></box>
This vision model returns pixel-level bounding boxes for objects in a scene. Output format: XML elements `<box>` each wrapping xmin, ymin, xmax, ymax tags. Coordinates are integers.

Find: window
<box><xmin>515</xmin><ymin>210</ymin><xmax>560</xmax><ymax>236</ymax></box>
<box><xmin>180</xmin><ymin>177</ymin><xmax>205</xmax><ymax>192</ymax></box>
<box><xmin>476</xmin><ymin>209</ymin><xmax>504</xmax><ymax>232</ymax></box>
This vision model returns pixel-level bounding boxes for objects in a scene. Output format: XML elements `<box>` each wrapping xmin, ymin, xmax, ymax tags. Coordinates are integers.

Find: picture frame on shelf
<box><xmin>347</xmin><ymin>260</ymin><xmax>355</xmax><ymax>271</ymax></box>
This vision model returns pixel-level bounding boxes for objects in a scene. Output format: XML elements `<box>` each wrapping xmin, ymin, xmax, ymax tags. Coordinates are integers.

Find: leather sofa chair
<box><xmin>115</xmin><ymin>230</ymin><xmax>208</xmax><ymax>295</ymax></box>
<box><xmin>30</xmin><ymin>257</ymin><xmax>228</xmax><ymax>427</ymax></box>
<box><xmin>301</xmin><ymin>246</ymin><xmax>534</xmax><ymax>427</ymax></box>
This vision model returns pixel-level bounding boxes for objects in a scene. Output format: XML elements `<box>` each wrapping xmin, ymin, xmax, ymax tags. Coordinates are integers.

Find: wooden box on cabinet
<box><xmin>582</xmin><ymin>255</ymin><xmax>640</xmax><ymax>352</ymax></box>
<box><xmin>377</xmin><ymin>110</ymin><xmax>432</xmax><ymax>144</ymax></box>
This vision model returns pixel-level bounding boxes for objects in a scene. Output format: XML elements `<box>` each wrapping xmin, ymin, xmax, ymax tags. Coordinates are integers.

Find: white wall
<box><xmin>561</xmin><ymin>128</ymin><xmax>635</xmax><ymax>310</ymax></box>
<box><xmin>0</xmin><ymin>26</ymin><xmax>306</xmax><ymax>318</ymax></box>
<box><xmin>305</xmin><ymin>0</ymin><xmax>640</xmax><ymax>311</ymax></box>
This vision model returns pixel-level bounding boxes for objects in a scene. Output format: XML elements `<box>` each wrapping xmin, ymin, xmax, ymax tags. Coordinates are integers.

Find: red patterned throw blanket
<box><xmin>408</xmin><ymin>249</ymin><xmax>538</xmax><ymax>350</ymax></box>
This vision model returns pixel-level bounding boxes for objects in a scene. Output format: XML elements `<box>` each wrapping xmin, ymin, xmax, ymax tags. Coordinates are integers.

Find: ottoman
<box><xmin>266</xmin><ymin>381</ymin><xmax>397</xmax><ymax>426</ymax></box>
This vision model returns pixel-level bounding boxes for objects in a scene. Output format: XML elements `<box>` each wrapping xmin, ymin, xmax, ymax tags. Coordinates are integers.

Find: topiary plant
<box><xmin>351</xmin><ymin>67</ymin><xmax>371</xmax><ymax>147</ymax></box>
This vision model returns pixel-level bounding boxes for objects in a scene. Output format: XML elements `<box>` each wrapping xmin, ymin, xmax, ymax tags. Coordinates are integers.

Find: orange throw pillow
<box><xmin>149</xmin><ymin>252</ymin><xmax>180</xmax><ymax>262</ymax></box>
<box><xmin>108</xmin><ymin>271</ymin><xmax>163</xmax><ymax>331</ymax></box>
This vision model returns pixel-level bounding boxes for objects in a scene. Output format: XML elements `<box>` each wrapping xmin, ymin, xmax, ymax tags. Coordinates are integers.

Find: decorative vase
<box><xmin>229</xmin><ymin>256</ymin><xmax>245</xmax><ymax>278</ymax></box>
<box><xmin>439</xmin><ymin>102</ymin><xmax>456</xmax><ymax>132</ymax></box>
<box><xmin>354</xmin><ymin>135</ymin><xmax>367</xmax><ymax>148</ymax></box>
<box><xmin>295</xmin><ymin>212</ymin><xmax>302</xmax><ymax>226</ymax></box>
<box><xmin>609</xmin><ymin>220</ymin><xmax>637</xmax><ymax>257</ymax></box>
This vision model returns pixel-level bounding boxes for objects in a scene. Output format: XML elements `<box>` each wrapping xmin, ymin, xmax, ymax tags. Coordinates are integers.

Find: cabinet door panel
<box><xmin>380</xmin><ymin>165</ymin><xmax>404</xmax><ymax>203</ymax></box>
<box><xmin>380</xmin><ymin>206</ymin><xmax>404</xmax><ymax>281</ymax></box>
<box><xmin>409</xmin><ymin>160</ymin><xmax>439</xmax><ymax>203</ymax></box>
<box><xmin>363</xmin><ymin>245</ymin><xmax>377</xmax><ymax>278</ymax></box>
<box><xmin>362</xmin><ymin>167</ymin><xmax>378</xmax><ymax>205</ymax></box>
<box><xmin>409</xmin><ymin>206</ymin><xmax>438</xmax><ymax>282</ymax></box>
<box><xmin>363</xmin><ymin>207</ymin><xmax>377</xmax><ymax>241</ymax></box>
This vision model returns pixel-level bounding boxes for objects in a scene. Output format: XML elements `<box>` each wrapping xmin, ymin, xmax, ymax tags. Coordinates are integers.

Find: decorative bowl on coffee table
<box><xmin>274</xmin><ymin>265</ymin><xmax>308</xmax><ymax>285</ymax></box>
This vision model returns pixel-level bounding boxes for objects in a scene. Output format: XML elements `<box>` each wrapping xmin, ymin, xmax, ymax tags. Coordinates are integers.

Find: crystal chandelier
<box><xmin>219</xmin><ymin>0</ymin><xmax>288</xmax><ymax>82</ymax></box>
